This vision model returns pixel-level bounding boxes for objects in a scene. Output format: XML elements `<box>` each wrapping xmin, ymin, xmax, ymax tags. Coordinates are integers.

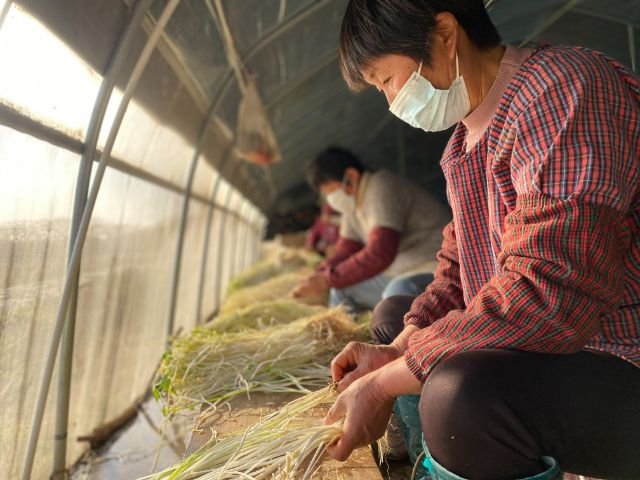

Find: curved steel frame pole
<box><xmin>255</xmin><ymin>219</ymin><xmax>267</xmax><ymax>264</ymax></box>
<box><xmin>249</xmin><ymin>222</ymin><xmax>259</xmax><ymax>265</ymax></box>
<box><xmin>189</xmin><ymin>0</ymin><xmax>304</xmax><ymax>324</ymax></box>
<box><xmin>263</xmin><ymin>49</ymin><xmax>338</xmax><ymax>111</ymax></box>
<box><xmin>173</xmin><ymin>0</ymin><xmax>320</xmax><ymax>332</ymax></box>
<box><xmin>238</xmin><ymin>204</ymin><xmax>258</xmax><ymax>272</ymax></box>
<box><xmin>518</xmin><ymin>0</ymin><xmax>578</xmax><ymax>47</ymax></box>
<box><xmin>194</xmin><ymin>147</ymin><xmax>234</xmax><ymax>323</ymax></box>
<box><xmin>254</xmin><ymin>217</ymin><xmax>263</xmax><ymax>264</ymax></box>
<box><xmin>21</xmin><ymin>1</ymin><xmax>181</xmax><ymax>478</ymax></box>
<box><xmin>51</xmin><ymin>1</ymin><xmax>155</xmax><ymax>477</ymax></box>
<box><xmin>257</xmin><ymin>221</ymin><xmax>265</xmax><ymax>262</ymax></box>
<box><xmin>206</xmin><ymin>0</ymin><xmax>336</xmax><ymax>117</ymax></box>
<box><xmin>247</xmin><ymin>217</ymin><xmax>259</xmax><ymax>268</ymax></box>
<box><xmin>232</xmin><ymin>200</ymin><xmax>249</xmax><ymax>276</ymax></box>
<box><xmin>0</xmin><ymin>0</ymin><xmax>12</xmax><ymax>31</ymax></box>
<box><xmin>238</xmin><ymin>209</ymin><xmax>253</xmax><ymax>272</ymax></box>
<box><xmin>165</xmin><ymin>106</ymin><xmax>223</xmax><ymax>340</ymax></box>
<box><xmin>241</xmin><ymin>227</ymin><xmax>250</xmax><ymax>271</ymax></box>
<box><xmin>213</xmin><ymin>187</ymin><xmax>235</xmax><ymax>308</ymax></box>
<box><xmin>197</xmin><ymin>0</ymin><xmax>337</xmax><ymax>202</ymax></box>
<box><xmin>234</xmin><ymin>207</ymin><xmax>249</xmax><ymax>272</ymax></box>
<box><xmin>163</xmin><ymin>0</ymin><xmax>274</xmax><ymax>338</ymax></box>
<box><xmin>243</xmin><ymin>212</ymin><xmax>255</xmax><ymax>271</ymax></box>
<box><xmin>251</xmin><ymin>222</ymin><xmax>259</xmax><ymax>265</ymax></box>
<box><xmin>254</xmin><ymin>216</ymin><xmax>265</xmax><ymax>262</ymax></box>
<box><xmin>247</xmin><ymin>210</ymin><xmax>261</xmax><ymax>268</ymax></box>
<box><xmin>226</xmin><ymin>191</ymin><xmax>244</xmax><ymax>281</ymax></box>
<box><xmin>230</xmin><ymin>200</ymin><xmax>243</xmax><ymax>275</ymax></box>
<box><xmin>249</xmin><ymin>220</ymin><xmax>259</xmax><ymax>266</ymax></box>
<box><xmin>247</xmin><ymin>227</ymin><xmax>255</xmax><ymax>269</ymax></box>
<box><xmin>212</xmin><ymin>163</ymin><xmax>244</xmax><ymax>309</ymax></box>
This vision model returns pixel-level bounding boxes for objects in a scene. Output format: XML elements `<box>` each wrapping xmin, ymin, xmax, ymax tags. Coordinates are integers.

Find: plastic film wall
<box><xmin>0</xmin><ymin>1</ymin><xmax>265</xmax><ymax>478</ymax></box>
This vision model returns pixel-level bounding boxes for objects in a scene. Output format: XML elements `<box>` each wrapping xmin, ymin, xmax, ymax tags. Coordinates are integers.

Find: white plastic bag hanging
<box><xmin>235</xmin><ymin>79</ymin><xmax>281</xmax><ymax>165</ymax></box>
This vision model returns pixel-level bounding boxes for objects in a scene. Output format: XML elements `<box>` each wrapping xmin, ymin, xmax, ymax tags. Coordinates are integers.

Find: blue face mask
<box><xmin>389</xmin><ymin>54</ymin><xmax>471</xmax><ymax>132</ymax></box>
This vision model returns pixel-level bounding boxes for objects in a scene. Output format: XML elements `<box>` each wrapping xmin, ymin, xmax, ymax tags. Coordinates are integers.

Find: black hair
<box><xmin>306</xmin><ymin>147</ymin><xmax>366</xmax><ymax>190</ymax></box>
<box><xmin>339</xmin><ymin>0</ymin><xmax>502</xmax><ymax>90</ymax></box>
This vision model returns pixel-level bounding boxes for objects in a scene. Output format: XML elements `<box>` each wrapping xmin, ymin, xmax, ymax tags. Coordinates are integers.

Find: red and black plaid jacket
<box><xmin>404</xmin><ymin>46</ymin><xmax>640</xmax><ymax>381</ymax></box>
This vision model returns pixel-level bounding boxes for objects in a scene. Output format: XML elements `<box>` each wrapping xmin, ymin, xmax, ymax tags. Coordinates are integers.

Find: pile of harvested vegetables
<box><xmin>206</xmin><ymin>299</ymin><xmax>324</xmax><ymax>332</ymax></box>
<box><xmin>219</xmin><ymin>271</ymin><xmax>315</xmax><ymax>315</ymax></box>
<box><xmin>154</xmin><ymin>308</ymin><xmax>363</xmax><ymax>417</ymax></box>
<box><xmin>149</xmin><ymin>246</ymin><xmax>370</xmax><ymax>478</ymax></box>
<box><xmin>226</xmin><ymin>247</ymin><xmax>321</xmax><ymax>294</ymax></box>
<box><xmin>142</xmin><ymin>386</ymin><xmax>342</xmax><ymax>480</ymax></box>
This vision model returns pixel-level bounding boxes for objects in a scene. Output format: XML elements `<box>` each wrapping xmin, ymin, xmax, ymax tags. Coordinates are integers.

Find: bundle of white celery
<box><xmin>220</xmin><ymin>271</ymin><xmax>315</xmax><ymax>315</ymax></box>
<box><xmin>154</xmin><ymin>308</ymin><xmax>364</xmax><ymax>417</ymax></box>
<box><xmin>205</xmin><ymin>299</ymin><xmax>324</xmax><ymax>333</ymax></box>
<box><xmin>141</xmin><ymin>386</ymin><xmax>342</xmax><ymax>480</ymax></box>
<box><xmin>226</xmin><ymin>247</ymin><xmax>321</xmax><ymax>294</ymax></box>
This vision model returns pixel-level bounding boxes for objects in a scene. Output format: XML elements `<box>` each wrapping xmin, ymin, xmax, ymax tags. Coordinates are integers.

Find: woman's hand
<box><xmin>293</xmin><ymin>272</ymin><xmax>329</xmax><ymax>299</ymax></box>
<box><xmin>324</xmin><ymin>371</ymin><xmax>395</xmax><ymax>461</ymax></box>
<box><xmin>331</xmin><ymin>342</ymin><xmax>402</xmax><ymax>392</ymax></box>
<box><xmin>324</xmin><ymin>358</ymin><xmax>423</xmax><ymax>462</ymax></box>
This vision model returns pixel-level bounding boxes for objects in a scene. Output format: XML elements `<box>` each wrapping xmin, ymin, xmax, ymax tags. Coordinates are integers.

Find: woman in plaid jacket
<box><xmin>323</xmin><ymin>1</ymin><xmax>640</xmax><ymax>479</ymax></box>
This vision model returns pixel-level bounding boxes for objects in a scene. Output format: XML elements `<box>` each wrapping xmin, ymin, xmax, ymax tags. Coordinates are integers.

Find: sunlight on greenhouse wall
<box><xmin>0</xmin><ymin>3</ymin><xmax>254</xmax><ymax>208</ymax></box>
<box><xmin>0</xmin><ymin>4</ymin><xmax>104</xmax><ymax>139</ymax></box>
<box><xmin>0</xmin><ymin>4</ymin><xmax>265</xmax><ymax>478</ymax></box>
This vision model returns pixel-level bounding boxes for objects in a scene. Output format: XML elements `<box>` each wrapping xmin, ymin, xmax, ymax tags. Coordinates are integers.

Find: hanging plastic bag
<box><xmin>235</xmin><ymin>80</ymin><xmax>281</xmax><ymax>165</ymax></box>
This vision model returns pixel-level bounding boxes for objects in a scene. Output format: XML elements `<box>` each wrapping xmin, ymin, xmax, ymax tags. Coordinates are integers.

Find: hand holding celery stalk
<box><xmin>321</xmin><ymin>325</ymin><xmax>423</xmax><ymax>461</ymax></box>
<box><xmin>141</xmin><ymin>386</ymin><xmax>344</xmax><ymax>480</ymax></box>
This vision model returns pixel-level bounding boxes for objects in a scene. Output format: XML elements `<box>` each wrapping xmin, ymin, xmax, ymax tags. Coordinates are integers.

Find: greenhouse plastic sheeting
<box><xmin>174</xmin><ymin>200</ymin><xmax>210</xmax><ymax>332</ymax></box>
<box><xmin>70</xmin><ymin>166</ymin><xmax>185</xmax><ymax>459</ymax></box>
<box><xmin>0</xmin><ymin>4</ymin><xmax>265</xmax><ymax>478</ymax></box>
<box><xmin>103</xmin><ymin>54</ymin><xmax>205</xmax><ymax>190</ymax></box>
<box><xmin>0</xmin><ymin>125</ymin><xmax>262</xmax><ymax>478</ymax></box>
<box><xmin>0</xmin><ymin>127</ymin><xmax>79</xmax><ymax>478</ymax></box>
<box><xmin>199</xmin><ymin>209</ymin><xmax>225</xmax><ymax>319</ymax></box>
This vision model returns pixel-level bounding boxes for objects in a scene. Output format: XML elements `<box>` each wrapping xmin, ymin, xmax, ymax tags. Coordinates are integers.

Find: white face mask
<box><xmin>325</xmin><ymin>175</ymin><xmax>357</xmax><ymax>213</ymax></box>
<box><xmin>325</xmin><ymin>189</ymin><xmax>355</xmax><ymax>213</ymax></box>
<box><xmin>389</xmin><ymin>54</ymin><xmax>471</xmax><ymax>132</ymax></box>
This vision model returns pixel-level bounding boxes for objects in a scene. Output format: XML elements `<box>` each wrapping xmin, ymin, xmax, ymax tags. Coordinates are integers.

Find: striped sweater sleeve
<box><xmin>324</xmin><ymin>227</ymin><xmax>400</xmax><ymax>289</ymax></box>
<box><xmin>317</xmin><ymin>236</ymin><xmax>363</xmax><ymax>271</ymax></box>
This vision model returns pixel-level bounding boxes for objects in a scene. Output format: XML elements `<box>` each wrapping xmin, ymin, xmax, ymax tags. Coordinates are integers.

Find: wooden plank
<box><xmin>186</xmin><ymin>391</ymin><xmax>384</xmax><ymax>480</ymax></box>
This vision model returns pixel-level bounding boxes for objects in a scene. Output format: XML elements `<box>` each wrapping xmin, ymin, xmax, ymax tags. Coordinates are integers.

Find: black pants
<box><xmin>371</xmin><ymin>296</ymin><xmax>640</xmax><ymax>480</ymax></box>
